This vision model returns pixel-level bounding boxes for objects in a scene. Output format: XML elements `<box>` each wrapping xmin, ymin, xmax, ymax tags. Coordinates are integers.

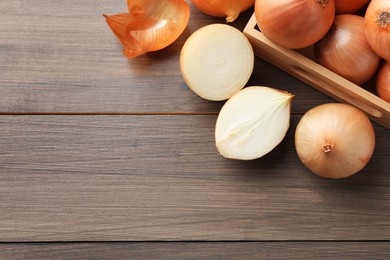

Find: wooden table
<box><xmin>1</xmin><ymin>1</ymin><xmax>389</xmax><ymax>259</ymax></box>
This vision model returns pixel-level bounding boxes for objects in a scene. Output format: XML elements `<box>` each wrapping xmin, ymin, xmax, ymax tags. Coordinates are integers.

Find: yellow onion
<box><xmin>377</xmin><ymin>61</ymin><xmax>390</xmax><ymax>102</ymax></box>
<box><xmin>295</xmin><ymin>103</ymin><xmax>376</xmax><ymax>179</ymax></box>
<box><xmin>335</xmin><ymin>0</ymin><xmax>370</xmax><ymax>14</ymax></box>
<box><xmin>315</xmin><ymin>14</ymin><xmax>382</xmax><ymax>85</ymax></box>
<box><xmin>255</xmin><ymin>0</ymin><xmax>335</xmax><ymax>49</ymax></box>
<box><xmin>191</xmin><ymin>0</ymin><xmax>255</xmax><ymax>22</ymax></box>
<box><xmin>364</xmin><ymin>0</ymin><xmax>390</xmax><ymax>62</ymax></box>
<box><xmin>104</xmin><ymin>0</ymin><xmax>190</xmax><ymax>58</ymax></box>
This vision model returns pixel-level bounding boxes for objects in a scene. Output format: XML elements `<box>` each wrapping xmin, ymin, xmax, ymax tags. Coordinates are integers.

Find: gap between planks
<box><xmin>0</xmin><ymin>240</ymin><xmax>389</xmax><ymax>244</ymax></box>
<box><xmin>0</xmin><ymin>112</ymin><xmax>304</xmax><ymax>116</ymax></box>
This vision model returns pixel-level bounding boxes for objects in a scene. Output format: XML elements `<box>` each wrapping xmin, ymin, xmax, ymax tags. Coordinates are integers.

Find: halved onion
<box><xmin>215</xmin><ymin>86</ymin><xmax>294</xmax><ymax>160</ymax></box>
<box><xmin>180</xmin><ymin>24</ymin><xmax>254</xmax><ymax>101</ymax></box>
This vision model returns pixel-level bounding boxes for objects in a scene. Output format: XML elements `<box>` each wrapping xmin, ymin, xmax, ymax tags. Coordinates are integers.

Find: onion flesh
<box><xmin>315</xmin><ymin>14</ymin><xmax>382</xmax><ymax>85</ymax></box>
<box><xmin>255</xmin><ymin>0</ymin><xmax>335</xmax><ymax>49</ymax></box>
<box><xmin>190</xmin><ymin>0</ymin><xmax>255</xmax><ymax>22</ymax></box>
<box><xmin>364</xmin><ymin>0</ymin><xmax>390</xmax><ymax>61</ymax></box>
<box><xmin>295</xmin><ymin>103</ymin><xmax>376</xmax><ymax>179</ymax></box>
<box><xmin>215</xmin><ymin>86</ymin><xmax>294</xmax><ymax>160</ymax></box>
<box><xmin>104</xmin><ymin>0</ymin><xmax>190</xmax><ymax>58</ymax></box>
<box><xmin>180</xmin><ymin>24</ymin><xmax>254</xmax><ymax>101</ymax></box>
<box><xmin>377</xmin><ymin>61</ymin><xmax>390</xmax><ymax>102</ymax></box>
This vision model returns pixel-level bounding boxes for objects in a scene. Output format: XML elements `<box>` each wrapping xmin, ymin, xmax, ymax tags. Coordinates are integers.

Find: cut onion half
<box><xmin>180</xmin><ymin>24</ymin><xmax>254</xmax><ymax>101</ymax></box>
<box><xmin>215</xmin><ymin>86</ymin><xmax>294</xmax><ymax>160</ymax></box>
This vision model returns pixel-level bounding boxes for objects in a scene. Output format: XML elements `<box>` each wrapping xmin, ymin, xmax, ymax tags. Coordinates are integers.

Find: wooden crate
<box><xmin>243</xmin><ymin>14</ymin><xmax>390</xmax><ymax>130</ymax></box>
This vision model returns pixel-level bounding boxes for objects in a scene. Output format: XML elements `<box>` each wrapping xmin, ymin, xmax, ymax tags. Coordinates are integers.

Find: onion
<box><xmin>364</xmin><ymin>0</ymin><xmax>390</xmax><ymax>61</ymax></box>
<box><xmin>104</xmin><ymin>0</ymin><xmax>190</xmax><ymax>58</ymax></box>
<box><xmin>335</xmin><ymin>0</ymin><xmax>370</xmax><ymax>14</ymax></box>
<box><xmin>255</xmin><ymin>0</ymin><xmax>335</xmax><ymax>49</ymax></box>
<box><xmin>295</xmin><ymin>103</ymin><xmax>376</xmax><ymax>179</ymax></box>
<box><xmin>191</xmin><ymin>0</ymin><xmax>255</xmax><ymax>22</ymax></box>
<box><xmin>180</xmin><ymin>24</ymin><xmax>254</xmax><ymax>101</ymax></box>
<box><xmin>215</xmin><ymin>87</ymin><xmax>294</xmax><ymax>160</ymax></box>
<box><xmin>377</xmin><ymin>61</ymin><xmax>390</xmax><ymax>102</ymax></box>
<box><xmin>314</xmin><ymin>14</ymin><xmax>382</xmax><ymax>85</ymax></box>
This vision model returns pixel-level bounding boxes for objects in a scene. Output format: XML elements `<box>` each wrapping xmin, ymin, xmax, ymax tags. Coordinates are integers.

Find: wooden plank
<box><xmin>0</xmin><ymin>1</ymin><xmax>333</xmax><ymax>113</ymax></box>
<box><xmin>1</xmin><ymin>242</ymin><xmax>390</xmax><ymax>259</ymax></box>
<box><xmin>0</xmin><ymin>115</ymin><xmax>389</xmax><ymax>241</ymax></box>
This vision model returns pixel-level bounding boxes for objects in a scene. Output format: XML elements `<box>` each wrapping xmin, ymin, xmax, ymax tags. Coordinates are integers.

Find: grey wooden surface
<box><xmin>0</xmin><ymin>0</ymin><xmax>389</xmax><ymax>258</ymax></box>
<box><xmin>0</xmin><ymin>0</ymin><xmax>333</xmax><ymax>114</ymax></box>
<box><xmin>1</xmin><ymin>242</ymin><xmax>390</xmax><ymax>259</ymax></box>
<box><xmin>0</xmin><ymin>115</ymin><xmax>389</xmax><ymax>242</ymax></box>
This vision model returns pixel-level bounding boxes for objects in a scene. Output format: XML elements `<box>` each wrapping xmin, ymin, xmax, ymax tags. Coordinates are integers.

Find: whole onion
<box><xmin>295</xmin><ymin>103</ymin><xmax>376</xmax><ymax>179</ymax></box>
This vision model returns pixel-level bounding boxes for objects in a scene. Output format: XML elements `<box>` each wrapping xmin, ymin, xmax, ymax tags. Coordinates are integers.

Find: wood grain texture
<box><xmin>1</xmin><ymin>242</ymin><xmax>390</xmax><ymax>260</ymax></box>
<box><xmin>0</xmin><ymin>115</ymin><xmax>389</xmax><ymax>241</ymax></box>
<box><xmin>0</xmin><ymin>2</ymin><xmax>389</xmax><ymax>258</ymax></box>
<box><xmin>0</xmin><ymin>0</ymin><xmax>333</xmax><ymax>113</ymax></box>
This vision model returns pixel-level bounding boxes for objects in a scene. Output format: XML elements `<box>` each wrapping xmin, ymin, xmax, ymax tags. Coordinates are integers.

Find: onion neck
<box><xmin>377</xmin><ymin>10</ymin><xmax>390</xmax><ymax>30</ymax></box>
<box><xmin>226</xmin><ymin>11</ymin><xmax>239</xmax><ymax>23</ymax></box>
<box><xmin>315</xmin><ymin>0</ymin><xmax>329</xmax><ymax>7</ymax></box>
<box><xmin>323</xmin><ymin>144</ymin><xmax>333</xmax><ymax>153</ymax></box>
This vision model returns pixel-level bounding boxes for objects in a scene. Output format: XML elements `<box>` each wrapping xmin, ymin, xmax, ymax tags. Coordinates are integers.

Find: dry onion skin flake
<box><xmin>295</xmin><ymin>103</ymin><xmax>376</xmax><ymax>179</ymax></box>
<box><xmin>215</xmin><ymin>86</ymin><xmax>294</xmax><ymax>160</ymax></box>
<box><xmin>180</xmin><ymin>24</ymin><xmax>254</xmax><ymax>101</ymax></box>
<box><xmin>104</xmin><ymin>0</ymin><xmax>190</xmax><ymax>58</ymax></box>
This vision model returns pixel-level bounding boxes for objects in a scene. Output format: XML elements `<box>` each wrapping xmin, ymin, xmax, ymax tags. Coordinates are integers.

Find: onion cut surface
<box><xmin>215</xmin><ymin>86</ymin><xmax>294</xmax><ymax>160</ymax></box>
<box><xmin>180</xmin><ymin>24</ymin><xmax>254</xmax><ymax>101</ymax></box>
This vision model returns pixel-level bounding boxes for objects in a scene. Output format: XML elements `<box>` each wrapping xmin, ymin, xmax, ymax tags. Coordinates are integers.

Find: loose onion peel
<box><xmin>104</xmin><ymin>0</ymin><xmax>190</xmax><ymax>58</ymax></box>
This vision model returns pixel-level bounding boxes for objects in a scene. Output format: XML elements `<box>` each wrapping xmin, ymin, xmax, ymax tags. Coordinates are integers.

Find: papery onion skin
<box><xmin>335</xmin><ymin>0</ymin><xmax>370</xmax><ymax>14</ymax></box>
<box><xmin>191</xmin><ymin>0</ymin><xmax>255</xmax><ymax>22</ymax></box>
<box><xmin>315</xmin><ymin>14</ymin><xmax>382</xmax><ymax>85</ymax></box>
<box><xmin>255</xmin><ymin>0</ymin><xmax>335</xmax><ymax>49</ymax></box>
<box><xmin>104</xmin><ymin>0</ymin><xmax>190</xmax><ymax>58</ymax></box>
<box><xmin>364</xmin><ymin>0</ymin><xmax>390</xmax><ymax>62</ymax></box>
<box><xmin>295</xmin><ymin>103</ymin><xmax>375</xmax><ymax>179</ymax></box>
<box><xmin>377</xmin><ymin>61</ymin><xmax>390</xmax><ymax>102</ymax></box>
